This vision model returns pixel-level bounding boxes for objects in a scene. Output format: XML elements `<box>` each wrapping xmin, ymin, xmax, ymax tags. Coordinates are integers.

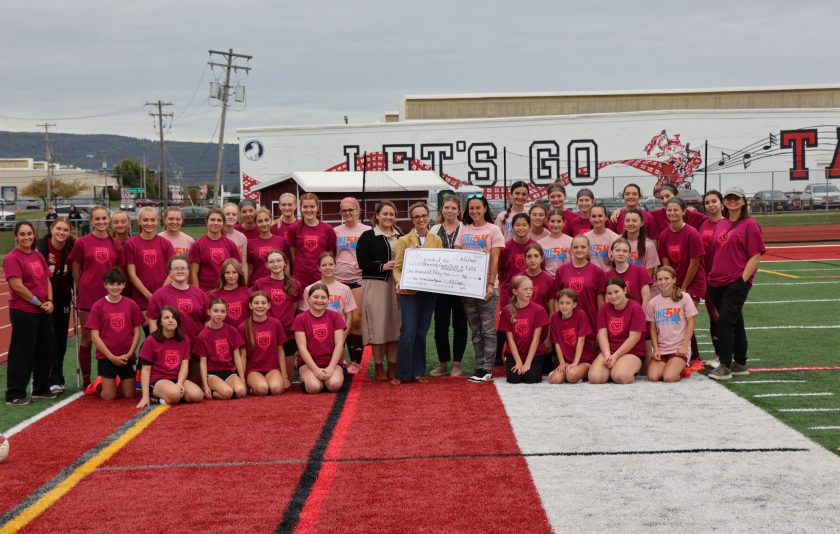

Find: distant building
<box><xmin>0</xmin><ymin>158</ymin><xmax>118</xmax><ymax>202</ymax></box>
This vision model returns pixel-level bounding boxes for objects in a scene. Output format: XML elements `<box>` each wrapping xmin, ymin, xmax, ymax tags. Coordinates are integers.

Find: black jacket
<box><xmin>356</xmin><ymin>228</ymin><xmax>402</xmax><ymax>282</ymax></box>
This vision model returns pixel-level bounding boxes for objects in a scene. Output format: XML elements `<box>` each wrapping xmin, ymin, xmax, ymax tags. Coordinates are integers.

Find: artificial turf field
<box><xmin>2</xmin><ymin>249</ymin><xmax>840</xmax><ymax>532</ymax></box>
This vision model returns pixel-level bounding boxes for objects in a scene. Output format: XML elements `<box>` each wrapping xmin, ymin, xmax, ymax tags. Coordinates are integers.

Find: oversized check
<box><xmin>399</xmin><ymin>248</ymin><xmax>489</xmax><ymax>299</ymax></box>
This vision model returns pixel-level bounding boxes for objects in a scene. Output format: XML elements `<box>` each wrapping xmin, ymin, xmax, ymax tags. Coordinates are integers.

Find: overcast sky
<box><xmin>2</xmin><ymin>0</ymin><xmax>838</xmax><ymax>144</ymax></box>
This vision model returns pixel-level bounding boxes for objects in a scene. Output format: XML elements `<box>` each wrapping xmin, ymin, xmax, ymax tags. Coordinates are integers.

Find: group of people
<box><xmin>3</xmin><ymin>181</ymin><xmax>764</xmax><ymax>407</ymax></box>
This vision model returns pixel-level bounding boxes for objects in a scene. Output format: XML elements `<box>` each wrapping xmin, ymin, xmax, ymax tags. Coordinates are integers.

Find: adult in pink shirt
<box><xmin>539</xmin><ymin>208</ymin><xmax>573</xmax><ymax>277</ymax></box>
<box><xmin>553</xmin><ymin>235</ymin><xmax>606</xmax><ymax>331</ymax></box>
<box><xmin>271</xmin><ymin>192</ymin><xmax>299</xmax><ymax>243</ymax></box>
<box><xmin>547</xmin><ymin>184</ymin><xmax>580</xmax><ymax>236</ymax></box>
<box><xmin>288</xmin><ymin>193</ymin><xmax>337</xmax><ymax>288</ymax></box>
<box><xmin>189</xmin><ymin>209</ymin><xmax>241</xmax><ymax>292</ymax></box>
<box><xmin>247</xmin><ymin>207</ymin><xmax>287</xmax><ymax>285</ymax></box>
<box><xmin>494</xmin><ymin>180</ymin><xmax>529</xmax><ymax>240</ymax></box>
<box><xmin>621</xmin><ymin>208</ymin><xmax>660</xmax><ymax>277</ymax></box>
<box><xmin>159</xmin><ymin>207</ymin><xmax>194</xmax><ymax>257</ymax></box>
<box><xmin>646</xmin><ymin>266</ymin><xmax>698</xmax><ymax>383</ymax></box>
<box><xmin>583</xmin><ymin>204</ymin><xmax>619</xmax><ymax>272</ymax></box>
<box><xmin>698</xmin><ymin>190</ymin><xmax>726</xmax><ymax>361</ymax></box>
<box><xmin>4</xmin><ymin>222</ymin><xmax>56</xmax><ymax>405</ymax></box>
<box><xmin>707</xmin><ymin>187</ymin><xmax>765</xmax><ymax>380</ymax></box>
<box><xmin>333</xmin><ymin>196</ymin><xmax>370</xmax><ymax>369</ymax></box>
<box><xmin>125</xmin><ymin>207</ymin><xmax>176</xmax><ymax>312</ymax></box>
<box><xmin>233</xmin><ymin>199</ymin><xmax>260</xmax><ymax>241</ymax></box>
<box><xmin>588</xmin><ymin>277</ymin><xmax>647</xmax><ymax>385</ymax></box>
<box><xmin>70</xmin><ymin>205</ymin><xmax>124</xmax><ymax>387</ymax></box>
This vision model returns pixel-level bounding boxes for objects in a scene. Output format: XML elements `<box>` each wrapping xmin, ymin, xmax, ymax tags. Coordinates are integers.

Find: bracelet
<box><xmin>30</xmin><ymin>296</ymin><xmax>39</xmax><ymax>305</ymax></box>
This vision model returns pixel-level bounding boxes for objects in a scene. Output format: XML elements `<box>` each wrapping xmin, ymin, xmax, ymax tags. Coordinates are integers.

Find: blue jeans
<box><xmin>396</xmin><ymin>292</ymin><xmax>437</xmax><ymax>380</ymax></box>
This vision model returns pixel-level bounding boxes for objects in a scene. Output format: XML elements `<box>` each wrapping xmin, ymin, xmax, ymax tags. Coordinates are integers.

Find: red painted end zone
<box><xmin>762</xmin><ymin>244</ymin><xmax>840</xmax><ymax>262</ymax></box>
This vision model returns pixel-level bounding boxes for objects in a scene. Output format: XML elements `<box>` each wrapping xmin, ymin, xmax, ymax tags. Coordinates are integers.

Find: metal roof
<box><xmin>252</xmin><ymin>171</ymin><xmax>451</xmax><ymax>193</ymax></box>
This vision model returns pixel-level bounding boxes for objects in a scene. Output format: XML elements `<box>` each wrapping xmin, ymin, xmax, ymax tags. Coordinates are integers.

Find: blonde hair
<box><xmin>654</xmin><ymin>265</ymin><xmax>683</xmax><ymax>302</ymax></box>
<box><xmin>507</xmin><ymin>275</ymin><xmax>531</xmax><ymax>324</ymax></box>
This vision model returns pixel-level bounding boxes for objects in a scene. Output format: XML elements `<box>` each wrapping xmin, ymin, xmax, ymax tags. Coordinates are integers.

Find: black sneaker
<box><xmin>708</xmin><ymin>364</ymin><xmax>732</xmax><ymax>380</ymax></box>
<box><xmin>730</xmin><ymin>362</ymin><xmax>750</xmax><ymax>375</ymax></box>
<box><xmin>468</xmin><ymin>369</ymin><xmax>493</xmax><ymax>383</ymax></box>
<box><xmin>5</xmin><ymin>397</ymin><xmax>32</xmax><ymax>406</ymax></box>
<box><xmin>31</xmin><ymin>390</ymin><xmax>61</xmax><ymax>399</ymax></box>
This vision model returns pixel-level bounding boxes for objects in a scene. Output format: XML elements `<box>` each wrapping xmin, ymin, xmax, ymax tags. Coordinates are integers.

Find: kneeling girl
<box><xmin>549</xmin><ymin>289</ymin><xmax>596</xmax><ymax>384</ymax></box>
<box><xmin>195</xmin><ymin>299</ymin><xmax>248</xmax><ymax>399</ymax></box>
<box><xmin>239</xmin><ymin>291</ymin><xmax>288</xmax><ymax>396</ymax></box>
<box><xmin>293</xmin><ymin>283</ymin><xmax>347</xmax><ymax>394</ymax></box>
<box><xmin>588</xmin><ymin>277</ymin><xmax>647</xmax><ymax>384</ymax></box>
<box><xmin>645</xmin><ymin>266</ymin><xmax>698</xmax><ymax>382</ymax></box>
<box><xmin>498</xmin><ymin>275</ymin><xmax>549</xmax><ymax>384</ymax></box>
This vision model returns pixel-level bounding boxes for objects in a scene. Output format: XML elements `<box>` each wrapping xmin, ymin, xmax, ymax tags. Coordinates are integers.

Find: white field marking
<box><xmin>779</xmin><ymin>408</ymin><xmax>840</xmax><ymax>413</ymax></box>
<box><xmin>746</xmin><ymin>298</ymin><xmax>840</xmax><ymax>305</ymax></box>
<box><xmin>753</xmin><ymin>392</ymin><xmax>834</xmax><ymax>398</ymax></box>
<box><xmin>730</xmin><ymin>380</ymin><xmax>807</xmax><ymax>384</ymax></box>
<box><xmin>809</xmin><ymin>426</ymin><xmax>840</xmax><ymax>430</ymax></box>
<box><xmin>766</xmin><ymin>244</ymin><xmax>840</xmax><ymax>250</ymax></box>
<box><xmin>745</xmin><ymin>325</ymin><xmax>840</xmax><ymax>330</ymax></box>
<box><xmin>3</xmin><ymin>392</ymin><xmax>83</xmax><ymax>437</ymax></box>
<box><xmin>769</xmin><ymin>268</ymin><xmax>840</xmax><ymax>272</ymax></box>
<box><xmin>755</xmin><ymin>281</ymin><xmax>840</xmax><ymax>286</ymax></box>
<box><xmin>763</xmin><ymin>258</ymin><xmax>840</xmax><ymax>263</ymax></box>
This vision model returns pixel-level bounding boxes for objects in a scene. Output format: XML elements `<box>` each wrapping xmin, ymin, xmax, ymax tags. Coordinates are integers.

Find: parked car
<box><xmin>800</xmin><ymin>183</ymin><xmax>840</xmax><ymax>209</ymax></box>
<box><xmin>642</xmin><ymin>195</ymin><xmax>660</xmax><ymax>212</ymax></box>
<box><xmin>680</xmin><ymin>188</ymin><xmax>704</xmax><ymax>212</ymax></box>
<box><xmin>133</xmin><ymin>198</ymin><xmax>160</xmax><ymax>208</ymax></box>
<box><xmin>120</xmin><ymin>199</ymin><xmax>136</xmax><ymax>211</ymax></box>
<box><xmin>17</xmin><ymin>197</ymin><xmax>42</xmax><ymax>210</ymax></box>
<box><xmin>181</xmin><ymin>206</ymin><xmax>210</xmax><ymax>226</ymax></box>
<box><xmin>0</xmin><ymin>201</ymin><xmax>16</xmax><ymax>230</ymax></box>
<box><xmin>784</xmin><ymin>191</ymin><xmax>802</xmax><ymax>210</ymax></box>
<box><xmin>750</xmin><ymin>190</ymin><xmax>792</xmax><ymax>213</ymax></box>
<box><xmin>598</xmin><ymin>196</ymin><xmax>625</xmax><ymax>212</ymax></box>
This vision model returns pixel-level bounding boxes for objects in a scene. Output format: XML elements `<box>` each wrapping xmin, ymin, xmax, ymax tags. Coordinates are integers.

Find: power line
<box><xmin>146</xmin><ymin>101</ymin><xmax>173</xmax><ymax>206</ymax></box>
<box><xmin>0</xmin><ymin>105</ymin><xmax>145</xmax><ymax>122</ymax></box>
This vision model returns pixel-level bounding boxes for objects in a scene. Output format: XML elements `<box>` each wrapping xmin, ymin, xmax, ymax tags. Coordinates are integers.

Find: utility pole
<box><xmin>209</xmin><ymin>48</ymin><xmax>252</xmax><ymax>207</ymax></box>
<box><xmin>37</xmin><ymin>123</ymin><xmax>56</xmax><ymax>207</ymax></box>
<box><xmin>145</xmin><ymin>101</ymin><xmax>173</xmax><ymax>207</ymax></box>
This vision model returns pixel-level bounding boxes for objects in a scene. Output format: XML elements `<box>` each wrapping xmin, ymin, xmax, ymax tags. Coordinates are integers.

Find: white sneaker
<box><xmin>705</xmin><ymin>357</ymin><xmax>720</xmax><ymax>370</ymax></box>
<box><xmin>468</xmin><ymin>369</ymin><xmax>493</xmax><ymax>382</ymax></box>
<box><xmin>50</xmin><ymin>384</ymin><xmax>65</xmax><ymax>394</ymax></box>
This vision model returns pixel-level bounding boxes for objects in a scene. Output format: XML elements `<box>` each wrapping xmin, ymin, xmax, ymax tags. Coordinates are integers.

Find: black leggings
<box><xmin>707</xmin><ymin>279</ymin><xmax>751</xmax><ymax>367</ymax></box>
<box><xmin>49</xmin><ymin>294</ymin><xmax>72</xmax><ymax>387</ymax></box>
<box><xmin>6</xmin><ymin>309</ymin><xmax>56</xmax><ymax>401</ymax></box>
<box><xmin>505</xmin><ymin>353</ymin><xmax>544</xmax><ymax>384</ymax></box>
<box><xmin>433</xmin><ymin>293</ymin><xmax>467</xmax><ymax>363</ymax></box>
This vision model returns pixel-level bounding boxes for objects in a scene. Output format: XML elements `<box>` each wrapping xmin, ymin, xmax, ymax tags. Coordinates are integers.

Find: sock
<box><xmin>79</xmin><ymin>344</ymin><xmax>92</xmax><ymax>384</ymax></box>
<box><xmin>346</xmin><ymin>334</ymin><xmax>364</xmax><ymax>364</ymax></box>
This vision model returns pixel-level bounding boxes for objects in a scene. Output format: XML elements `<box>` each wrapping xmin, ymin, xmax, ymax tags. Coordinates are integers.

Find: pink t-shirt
<box><xmin>609</xmin><ymin>208</ymin><xmax>656</xmax><ymax>235</ymax></box>
<box><xmin>334</xmin><ymin>223</ymin><xmax>371</xmax><ymax>284</ymax></box>
<box><xmin>85</xmin><ymin>296</ymin><xmax>143</xmax><ymax>359</ymax></box>
<box><xmin>698</xmin><ymin>218</ymin><xmax>726</xmax><ymax>272</ymax></box>
<box><xmin>233</xmin><ymin>223</ymin><xmax>261</xmax><ymax>241</ymax></box>
<box><xmin>68</xmin><ymin>234</ymin><xmax>124</xmax><ymax>310</ymax></box>
<box><xmin>3</xmin><ymin>248</ymin><xmax>50</xmax><ymax>313</ymax></box>
<box><xmin>495</xmin><ymin>208</ymin><xmax>526</xmax><ymax>240</ymax></box>
<box><xmin>292</xmin><ymin>309</ymin><xmax>347</xmax><ymax>367</ymax></box>
<box><xmin>139</xmin><ymin>336</ymin><xmax>191</xmax><ymax>383</ymax></box>
<box><xmin>158</xmin><ymin>231</ymin><xmax>194</xmax><ymax>257</ymax></box>
<box><xmin>708</xmin><ymin>218</ymin><xmax>766</xmax><ymax>287</ymax></box>
<box><xmin>252</xmin><ymin>276</ymin><xmax>303</xmax><ymax>333</ymax></box>
<box><xmin>528</xmin><ymin>228</ymin><xmax>549</xmax><ymax>242</ymax></box>
<box><xmin>538</xmin><ymin>234</ymin><xmax>572</xmax><ymax>276</ymax></box>
<box><xmin>566</xmin><ymin>216</ymin><xmax>593</xmax><ymax>236</ymax></box>
<box><xmin>147</xmin><ymin>284</ymin><xmax>210</xmax><ymax>339</ymax></box>
<box><xmin>300</xmin><ymin>280</ymin><xmax>357</xmax><ymax>315</ymax></box>
<box><xmin>457</xmin><ymin>222</ymin><xmax>505</xmax><ymax>254</ymax></box>
<box><xmin>605</xmin><ymin>264</ymin><xmax>653</xmax><ymax>306</ymax></box>
<box><xmin>550</xmin><ymin>309</ymin><xmax>596</xmax><ymax>364</ymax></box>
<box><xmin>194</xmin><ymin>324</ymin><xmax>245</xmax><ymax>372</ymax></box>
<box><xmin>626</xmin><ymin>238</ymin><xmax>660</xmax><ymax>271</ymax></box>
<box><xmin>225</xmin><ymin>228</ymin><xmax>248</xmax><ymax>258</ymax></box>
<box><xmin>645</xmin><ymin>293</ymin><xmax>699</xmax><ymax>357</ymax></box>
<box><xmin>288</xmin><ymin>220</ymin><xmax>338</xmax><ymax>287</ymax></box>
<box><xmin>597</xmin><ymin>300</ymin><xmax>647</xmax><ymax>356</ymax></box>
<box><xmin>188</xmin><ymin>235</ymin><xmax>241</xmax><ymax>292</ymax></box>
<box><xmin>208</xmin><ymin>286</ymin><xmax>252</xmax><ymax>327</ymax></box>
<box><xmin>247</xmin><ymin>235</ymin><xmax>287</xmax><ymax>285</ymax></box>
<box><xmin>657</xmin><ymin>224</ymin><xmax>706</xmax><ymax>299</ymax></box>
<box><xmin>239</xmin><ymin>317</ymin><xmax>286</xmax><ymax>373</ymax></box>
<box><xmin>497</xmin><ymin>301</ymin><xmax>549</xmax><ymax>356</ymax></box>
<box><xmin>583</xmin><ymin>229</ymin><xmax>620</xmax><ymax>272</ymax></box>
<box><xmin>524</xmin><ymin>270</ymin><xmax>555</xmax><ymax>315</ymax></box>
<box><xmin>125</xmin><ymin>234</ymin><xmax>176</xmax><ymax>309</ymax></box>
<box><xmin>553</xmin><ymin>262</ymin><xmax>606</xmax><ymax>329</ymax></box>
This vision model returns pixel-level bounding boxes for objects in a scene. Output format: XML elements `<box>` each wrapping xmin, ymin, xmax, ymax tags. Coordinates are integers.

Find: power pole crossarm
<box><xmin>37</xmin><ymin>123</ymin><xmax>56</xmax><ymax>207</ymax></box>
<box><xmin>145</xmin><ymin>101</ymin><xmax>173</xmax><ymax>207</ymax></box>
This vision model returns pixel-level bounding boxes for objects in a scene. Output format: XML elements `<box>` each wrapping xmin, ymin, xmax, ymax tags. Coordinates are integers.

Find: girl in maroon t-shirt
<box><xmin>125</xmin><ymin>207</ymin><xmax>175</xmax><ymax>315</ymax></box>
<box><xmin>136</xmin><ymin>306</ymin><xmax>203</xmax><ymax>408</ymax></box>
<box><xmin>288</xmin><ymin>193</ymin><xmax>337</xmax><ymax>288</ymax></box>
<box><xmin>498</xmin><ymin>276</ymin><xmax>549</xmax><ymax>384</ymax></box>
<box><xmin>239</xmin><ymin>291</ymin><xmax>288</xmax><ymax>396</ymax></box>
<box><xmin>606</xmin><ymin>238</ymin><xmax>652</xmax><ymax>309</ymax></box>
<box><xmin>588</xmin><ymin>277</ymin><xmax>647</xmax><ymax>385</ymax></box>
<box><xmin>248</xmin><ymin>208</ymin><xmax>287</xmax><ymax>285</ymax></box>
<box><xmin>553</xmin><ymin>235</ymin><xmax>606</xmax><ymax>330</ymax></box>
<box><xmin>293</xmin><ymin>283</ymin><xmax>347</xmax><ymax>394</ymax></box>
<box><xmin>195</xmin><ymin>299</ymin><xmax>247</xmax><ymax>400</ymax></box>
<box><xmin>568</xmin><ymin>188</ymin><xmax>596</xmax><ymax>236</ymax></box>
<box><xmin>209</xmin><ymin>259</ymin><xmax>252</xmax><ymax>328</ymax></box>
<box><xmin>547</xmin><ymin>184</ymin><xmax>579</xmax><ymax>236</ymax></box>
<box><xmin>189</xmin><ymin>209</ymin><xmax>241</xmax><ymax>292</ymax></box>
<box><xmin>252</xmin><ymin>250</ymin><xmax>302</xmax><ymax>376</ymax></box>
<box><xmin>499</xmin><ymin>213</ymin><xmax>535</xmax><ymax>308</ymax></box>
<box><xmin>549</xmin><ymin>289</ymin><xmax>596</xmax><ymax>384</ymax></box>
<box><xmin>233</xmin><ymin>199</ymin><xmax>260</xmax><ymax>241</ymax></box>
<box><xmin>70</xmin><ymin>205</ymin><xmax>124</xmax><ymax>387</ymax></box>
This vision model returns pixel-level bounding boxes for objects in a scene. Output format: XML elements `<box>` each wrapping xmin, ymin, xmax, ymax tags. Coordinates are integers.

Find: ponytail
<box><xmin>508</xmin><ymin>275</ymin><xmax>529</xmax><ymax>324</ymax></box>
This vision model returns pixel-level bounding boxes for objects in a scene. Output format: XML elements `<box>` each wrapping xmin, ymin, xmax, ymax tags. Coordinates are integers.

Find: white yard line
<box><xmin>746</xmin><ymin>298</ymin><xmax>840</xmax><ymax>305</ymax></box>
<box><xmin>809</xmin><ymin>426</ymin><xmax>840</xmax><ymax>430</ymax></box>
<box><xmin>3</xmin><ymin>392</ymin><xmax>83</xmax><ymax>437</ymax></box>
<box><xmin>754</xmin><ymin>392</ymin><xmax>834</xmax><ymax>398</ymax></box>
<box><xmin>768</xmin><ymin>268</ymin><xmax>840</xmax><ymax>272</ymax></box>
<box><xmin>755</xmin><ymin>281</ymin><xmax>840</xmax><ymax>286</ymax></box>
<box><xmin>745</xmin><ymin>325</ymin><xmax>840</xmax><ymax>330</ymax></box>
<box><xmin>779</xmin><ymin>408</ymin><xmax>840</xmax><ymax>413</ymax></box>
<box><xmin>731</xmin><ymin>380</ymin><xmax>807</xmax><ymax>384</ymax></box>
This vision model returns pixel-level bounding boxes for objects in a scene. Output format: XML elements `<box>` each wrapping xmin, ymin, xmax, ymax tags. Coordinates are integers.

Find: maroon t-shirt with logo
<box><xmin>139</xmin><ymin>336</ymin><xmax>191</xmax><ymax>383</ymax></box>
<box><xmin>499</xmin><ymin>238</ymin><xmax>536</xmax><ymax>308</ymax></box>
<box><xmin>3</xmin><ymin>248</ymin><xmax>51</xmax><ymax>313</ymax></box>
<box><xmin>550</xmin><ymin>308</ymin><xmax>596</xmax><ymax>364</ymax></box>
<box><xmin>125</xmin><ymin>235</ymin><xmax>176</xmax><ymax>309</ymax></box>
<box><xmin>246</xmin><ymin>235</ymin><xmax>287</xmax><ymax>285</ymax></box>
<box><xmin>497</xmin><ymin>301</ymin><xmax>550</xmax><ymax>357</ymax></box>
<box><xmin>252</xmin><ymin>277</ymin><xmax>302</xmax><ymax>334</ymax></box>
<box><xmin>597</xmin><ymin>300</ymin><xmax>647</xmax><ymax>356</ymax></box>
<box><xmin>188</xmin><ymin>235</ymin><xmax>241</xmax><ymax>292</ymax></box>
<box><xmin>657</xmin><ymin>224</ymin><xmax>706</xmax><ymax>299</ymax></box>
<box><xmin>292</xmin><ymin>309</ymin><xmax>347</xmax><ymax>367</ymax></box>
<box><xmin>523</xmin><ymin>270</ymin><xmax>555</xmax><ymax>315</ymax></box>
<box><xmin>208</xmin><ymin>286</ymin><xmax>252</xmax><ymax>327</ymax></box>
<box><xmin>85</xmin><ymin>296</ymin><xmax>143</xmax><ymax>359</ymax></box>
<box><xmin>605</xmin><ymin>264</ymin><xmax>653</xmax><ymax>306</ymax></box>
<box><xmin>68</xmin><ymin>234</ymin><xmax>124</xmax><ymax>310</ymax></box>
<box><xmin>195</xmin><ymin>324</ymin><xmax>245</xmax><ymax>372</ymax></box>
<box><xmin>288</xmin><ymin>220</ymin><xmax>337</xmax><ymax>288</ymax></box>
<box><xmin>238</xmin><ymin>317</ymin><xmax>286</xmax><ymax>373</ymax></box>
<box><xmin>147</xmin><ymin>284</ymin><xmax>210</xmax><ymax>339</ymax></box>
<box><xmin>553</xmin><ymin>262</ymin><xmax>606</xmax><ymax>330</ymax></box>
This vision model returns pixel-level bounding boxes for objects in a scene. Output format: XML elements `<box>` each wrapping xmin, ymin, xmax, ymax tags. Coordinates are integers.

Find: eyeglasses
<box><xmin>340</xmin><ymin>208</ymin><xmax>356</xmax><ymax>213</ymax></box>
<box><xmin>411</xmin><ymin>214</ymin><xmax>429</xmax><ymax>220</ymax></box>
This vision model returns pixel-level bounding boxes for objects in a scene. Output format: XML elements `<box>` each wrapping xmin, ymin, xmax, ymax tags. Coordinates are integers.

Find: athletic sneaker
<box><xmin>50</xmin><ymin>384</ymin><xmax>65</xmax><ymax>394</ymax></box>
<box><xmin>469</xmin><ymin>369</ymin><xmax>493</xmax><ymax>383</ymax></box>
<box><xmin>705</xmin><ymin>356</ymin><xmax>720</xmax><ymax>370</ymax></box>
<box><xmin>31</xmin><ymin>390</ymin><xmax>60</xmax><ymax>399</ymax></box>
<box><xmin>708</xmin><ymin>364</ymin><xmax>732</xmax><ymax>380</ymax></box>
<box><xmin>730</xmin><ymin>362</ymin><xmax>750</xmax><ymax>375</ymax></box>
<box><xmin>689</xmin><ymin>359</ymin><xmax>705</xmax><ymax>372</ymax></box>
<box><xmin>84</xmin><ymin>376</ymin><xmax>102</xmax><ymax>396</ymax></box>
<box><xmin>5</xmin><ymin>397</ymin><xmax>32</xmax><ymax>406</ymax></box>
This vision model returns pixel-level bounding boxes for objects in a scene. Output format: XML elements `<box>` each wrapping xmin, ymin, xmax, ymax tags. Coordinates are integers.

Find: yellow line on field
<box><xmin>758</xmin><ymin>268</ymin><xmax>800</xmax><ymax>279</ymax></box>
<box><xmin>0</xmin><ymin>405</ymin><xmax>169</xmax><ymax>533</ymax></box>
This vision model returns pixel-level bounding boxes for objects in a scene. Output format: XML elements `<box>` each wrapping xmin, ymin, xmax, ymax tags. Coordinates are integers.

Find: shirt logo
<box><xmin>29</xmin><ymin>261</ymin><xmax>44</xmax><ymax>277</ymax></box>
<box><xmin>328</xmin><ymin>295</ymin><xmax>341</xmax><ymax>312</ymax></box>
<box><xmin>655</xmin><ymin>307</ymin><xmax>682</xmax><ymax>326</ymax></box>
<box><xmin>336</xmin><ymin>235</ymin><xmax>359</xmax><ymax>251</ymax></box>
<box><xmin>214</xmin><ymin>338</ymin><xmax>229</xmax><ymax>357</ymax></box>
<box><xmin>608</xmin><ymin>316</ymin><xmax>624</xmax><ymax>335</ymax></box>
<box><xmin>143</xmin><ymin>249</ymin><xmax>158</xmax><ymax>267</ymax></box>
<box><xmin>545</xmin><ymin>247</ymin><xmax>568</xmax><ymax>264</ymax></box>
<box><xmin>461</xmin><ymin>234</ymin><xmax>488</xmax><ymax>250</ymax></box>
<box><xmin>94</xmin><ymin>247</ymin><xmax>110</xmax><ymax>265</ymax></box>
<box><xmin>164</xmin><ymin>349</ymin><xmax>180</xmax><ymax>366</ymax></box>
<box><xmin>514</xmin><ymin>317</ymin><xmax>530</xmax><ymax>336</ymax></box>
<box><xmin>591</xmin><ymin>244</ymin><xmax>609</xmax><ymax>261</ymax></box>
<box><xmin>176</xmin><ymin>298</ymin><xmax>193</xmax><ymax>314</ymax></box>
<box><xmin>629</xmin><ymin>251</ymin><xmax>642</xmax><ymax>265</ymax></box>
<box><xmin>569</xmin><ymin>276</ymin><xmax>584</xmax><ymax>292</ymax></box>
<box><xmin>514</xmin><ymin>254</ymin><xmax>525</xmax><ymax>271</ymax></box>
<box><xmin>701</xmin><ymin>230</ymin><xmax>714</xmax><ymax>247</ymax></box>
<box><xmin>255</xmin><ymin>330</ymin><xmax>272</xmax><ymax>349</ymax></box>
<box><xmin>313</xmin><ymin>323</ymin><xmax>329</xmax><ymax>342</ymax></box>
<box><xmin>109</xmin><ymin>312</ymin><xmax>126</xmax><ymax>332</ymax></box>
<box><xmin>271</xmin><ymin>288</ymin><xmax>287</xmax><ymax>305</ymax></box>
<box><xmin>258</xmin><ymin>246</ymin><xmax>273</xmax><ymax>262</ymax></box>
<box><xmin>562</xmin><ymin>328</ymin><xmax>577</xmax><ymax>347</ymax></box>
<box><xmin>210</xmin><ymin>247</ymin><xmax>225</xmax><ymax>264</ymax></box>
<box><xmin>304</xmin><ymin>236</ymin><xmax>319</xmax><ymax>251</ymax></box>
<box><xmin>227</xmin><ymin>302</ymin><xmax>242</xmax><ymax>320</ymax></box>
<box><xmin>718</xmin><ymin>232</ymin><xmax>731</xmax><ymax>245</ymax></box>
<box><xmin>667</xmin><ymin>245</ymin><xmax>681</xmax><ymax>262</ymax></box>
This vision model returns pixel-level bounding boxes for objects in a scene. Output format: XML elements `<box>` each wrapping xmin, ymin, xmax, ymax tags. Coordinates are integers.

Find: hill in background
<box><xmin>0</xmin><ymin>130</ymin><xmax>240</xmax><ymax>189</ymax></box>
